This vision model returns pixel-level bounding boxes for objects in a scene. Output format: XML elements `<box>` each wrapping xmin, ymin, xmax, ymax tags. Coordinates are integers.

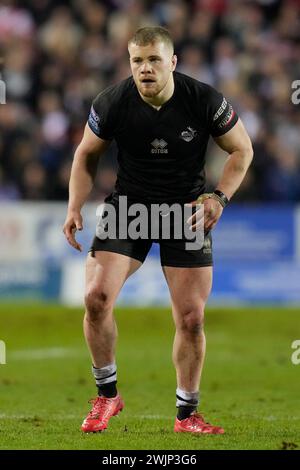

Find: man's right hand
<box><xmin>63</xmin><ymin>211</ymin><xmax>83</xmax><ymax>252</ymax></box>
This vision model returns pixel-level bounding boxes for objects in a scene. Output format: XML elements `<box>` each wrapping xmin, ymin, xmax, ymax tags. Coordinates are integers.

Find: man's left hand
<box><xmin>186</xmin><ymin>197</ymin><xmax>223</xmax><ymax>232</ymax></box>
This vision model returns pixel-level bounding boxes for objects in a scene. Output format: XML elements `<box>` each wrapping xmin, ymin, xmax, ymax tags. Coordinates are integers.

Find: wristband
<box><xmin>212</xmin><ymin>190</ymin><xmax>229</xmax><ymax>208</ymax></box>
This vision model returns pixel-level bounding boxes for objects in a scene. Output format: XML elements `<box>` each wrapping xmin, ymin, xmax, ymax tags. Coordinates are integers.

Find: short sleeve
<box><xmin>207</xmin><ymin>88</ymin><xmax>238</xmax><ymax>137</ymax></box>
<box><xmin>87</xmin><ymin>92</ymin><xmax>115</xmax><ymax>140</ymax></box>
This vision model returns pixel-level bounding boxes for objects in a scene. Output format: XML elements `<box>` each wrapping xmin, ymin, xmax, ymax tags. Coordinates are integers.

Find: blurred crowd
<box><xmin>0</xmin><ymin>0</ymin><xmax>300</xmax><ymax>203</ymax></box>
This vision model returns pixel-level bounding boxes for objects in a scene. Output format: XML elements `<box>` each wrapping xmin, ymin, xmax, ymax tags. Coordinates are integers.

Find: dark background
<box><xmin>0</xmin><ymin>0</ymin><xmax>300</xmax><ymax>203</ymax></box>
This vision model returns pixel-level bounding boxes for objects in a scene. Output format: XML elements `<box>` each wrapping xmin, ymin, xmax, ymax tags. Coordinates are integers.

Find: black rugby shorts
<box><xmin>89</xmin><ymin>196</ymin><xmax>213</xmax><ymax>268</ymax></box>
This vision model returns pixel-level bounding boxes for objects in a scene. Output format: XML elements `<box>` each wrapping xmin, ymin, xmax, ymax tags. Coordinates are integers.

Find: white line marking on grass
<box><xmin>9</xmin><ymin>347</ymin><xmax>86</xmax><ymax>360</ymax></box>
<box><xmin>0</xmin><ymin>414</ymin><xmax>79</xmax><ymax>420</ymax></box>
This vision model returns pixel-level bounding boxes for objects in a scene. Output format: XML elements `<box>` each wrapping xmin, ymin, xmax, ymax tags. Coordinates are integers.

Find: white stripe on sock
<box><xmin>92</xmin><ymin>363</ymin><xmax>117</xmax><ymax>385</ymax></box>
<box><xmin>176</xmin><ymin>387</ymin><xmax>199</xmax><ymax>408</ymax></box>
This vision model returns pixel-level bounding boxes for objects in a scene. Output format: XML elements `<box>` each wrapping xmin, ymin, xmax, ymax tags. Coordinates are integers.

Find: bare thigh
<box><xmin>85</xmin><ymin>251</ymin><xmax>142</xmax><ymax>309</ymax></box>
<box><xmin>162</xmin><ymin>266</ymin><xmax>213</xmax><ymax>324</ymax></box>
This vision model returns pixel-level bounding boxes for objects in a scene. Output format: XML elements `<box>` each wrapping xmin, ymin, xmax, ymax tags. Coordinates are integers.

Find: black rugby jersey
<box><xmin>88</xmin><ymin>71</ymin><xmax>238</xmax><ymax>203</ymax></box>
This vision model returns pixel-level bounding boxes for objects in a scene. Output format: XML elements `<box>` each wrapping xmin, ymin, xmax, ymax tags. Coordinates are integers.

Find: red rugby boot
<box><xmin>81</xmin><ymin>395</ymin><xmax>124</xmax><ymax>433</ymax></box>
<box><xmin>174</xmin><ymin>412</ymin><xmax>224</xmax><ymax>434</ymax></box>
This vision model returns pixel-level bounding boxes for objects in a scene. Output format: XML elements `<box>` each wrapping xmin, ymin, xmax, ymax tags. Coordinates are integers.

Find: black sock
<box><xmin>177</xmin><ymin>405</ymin><xmax>197</xmax><ymax>420</ymax></box>
<box><xmin>92</xmin><ymin>363</ymin><xmax>117</xmax><ymax>398</ymax></box>
<box><xmin>97</xmin><ymin>380</ymin><xmax>118</xmax><ymax>398</ymax></box>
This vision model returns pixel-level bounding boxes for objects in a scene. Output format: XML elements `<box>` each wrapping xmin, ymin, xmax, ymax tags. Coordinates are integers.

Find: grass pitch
<box><xmin>0</xmin><ymin>303</ymin><xmax>299</xmax><ymax>450</ymax></box>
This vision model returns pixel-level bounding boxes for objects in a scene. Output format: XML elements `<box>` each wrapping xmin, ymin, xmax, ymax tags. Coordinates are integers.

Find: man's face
<box><xmin>128</xmin><ymin>41</ymin><xmax>177</xmax><ymax>98</ymax></box>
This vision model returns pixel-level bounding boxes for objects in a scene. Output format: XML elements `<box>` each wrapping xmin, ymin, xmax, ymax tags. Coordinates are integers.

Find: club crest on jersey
<box><xmin>151</xmin><ymin>138</ymin><xmax>168</xmax><ymax>154</ymax></box>
<box><xmin>180</xmin><ymin>127</ymin><xmax>197</xmax><ymax>142</ymax></box>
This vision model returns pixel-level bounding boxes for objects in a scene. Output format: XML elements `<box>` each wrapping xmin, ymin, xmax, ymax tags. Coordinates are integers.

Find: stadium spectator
<box><xmin>0</xmin><ymin>0</ymin><xmax>300</xmax><ymax>202</ymax></box>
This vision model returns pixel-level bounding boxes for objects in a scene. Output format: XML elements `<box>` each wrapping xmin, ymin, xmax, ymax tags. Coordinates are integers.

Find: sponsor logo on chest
<box><xmin>151</xmin><ymin>139</ymin><xmax>168</xmax><ymax>154</ymax></box>
<box><xmin>150</xmin><ymin>126</ymin><xmax>198</xmax><ymax>155</ymax></box>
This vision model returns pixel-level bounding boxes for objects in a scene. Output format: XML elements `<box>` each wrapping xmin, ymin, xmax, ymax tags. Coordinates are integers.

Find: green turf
<box><xmin>0</xmin><ymin>303</ymin><xmax>299</xmax><ymax>450</ymax></box>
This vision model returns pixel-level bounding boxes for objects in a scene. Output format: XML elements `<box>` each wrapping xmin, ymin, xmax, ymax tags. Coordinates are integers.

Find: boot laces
<box><xmin>87</xmin><ymin>397</ymin><xmax>112</xmax><ymax>420</ymax></box>
<box><xmin>189</xmin><ymin>412</ymin><xmax>211</xmax><ymax>427</ymax></box>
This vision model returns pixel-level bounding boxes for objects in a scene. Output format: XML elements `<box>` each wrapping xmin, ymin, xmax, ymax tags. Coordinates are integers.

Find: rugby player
<box><xmin>63</xmin><ymin>27</ymin><xmax>253</xmax><ymax>434</ymax></box>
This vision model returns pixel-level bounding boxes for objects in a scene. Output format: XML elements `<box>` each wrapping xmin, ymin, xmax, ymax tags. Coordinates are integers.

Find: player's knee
<box><xmin>84</xmin><ymin>287</ymin><xmax>113</xmax><ymax>320</ymax></box>
<box><xmin>179</xmin><ymin>306</ymin><xmax>205</xmax><ymax>336</ymax></box>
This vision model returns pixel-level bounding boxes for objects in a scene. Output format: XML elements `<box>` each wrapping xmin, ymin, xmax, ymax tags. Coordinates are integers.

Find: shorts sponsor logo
<box><xmin>151</xmin><ymin>139</ymin><xmax>168</xmax><ymax>154</ymax></box>
<box><xmin>202</xmin><ymin>236</ymin><xmax>212</xmax><ymax>254</ymax></box>
<box><xmin>180</xmin><ymin>127</ymin><xmax>197</xmax><ymax>142</ymax></box>
<box><xmin>96</xmin><ymin>196</ymin><xmax>205</xmax><ymax>250</ymax></box>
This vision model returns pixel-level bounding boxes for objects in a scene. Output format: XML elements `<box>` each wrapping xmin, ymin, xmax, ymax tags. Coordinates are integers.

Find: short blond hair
<box><xmin>128</xmin><ymin>26</ymin><xmax>174</xmax><ymax>53</ymax></box>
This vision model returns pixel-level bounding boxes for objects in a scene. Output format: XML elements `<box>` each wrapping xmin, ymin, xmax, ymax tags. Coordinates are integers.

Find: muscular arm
<box><xmin>189</xmin><ymin>118</ymin><xmax>253</xmax><ymax>232</ymax></box>
<box><xmin>63</xmin><ymin>124</ymin><xmax>111</xmax><ymax>251</ymax></box>
<box><xmin>68</xmin><ymin>124</ymin><xmax>111</xmax><ymax>211</ymax></box>
<box><xmin>213</xmin><ymin>118</ymin><xmax>253</xmax><ymax>199</ymax></box>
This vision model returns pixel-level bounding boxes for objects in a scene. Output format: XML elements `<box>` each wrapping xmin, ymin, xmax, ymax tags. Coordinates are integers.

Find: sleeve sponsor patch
<box><xmin>210</xmin><ymin>92</ymin><xmax>238</xmax><ymax>136</ymax></box>
<box><xmin>213</xmin><ymin>98</ymin><xmax>227</xmax><ymax>121</ymax></box>
<box><xmin>88</xmin><ymin>105</ymin><xmax>100</xmax><ymax>135</ymax></box>
<box><xmin>217</xmin><ymin>104</ymin><xmax>235</xmax><ymax>130</ymax></box>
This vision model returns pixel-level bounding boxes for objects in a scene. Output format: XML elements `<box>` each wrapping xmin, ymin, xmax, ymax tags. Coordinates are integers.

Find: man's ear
<box><xmin>171</xmin><ymin>54</ymin><xmax>177</xmax><ymax>71</ymax></box>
